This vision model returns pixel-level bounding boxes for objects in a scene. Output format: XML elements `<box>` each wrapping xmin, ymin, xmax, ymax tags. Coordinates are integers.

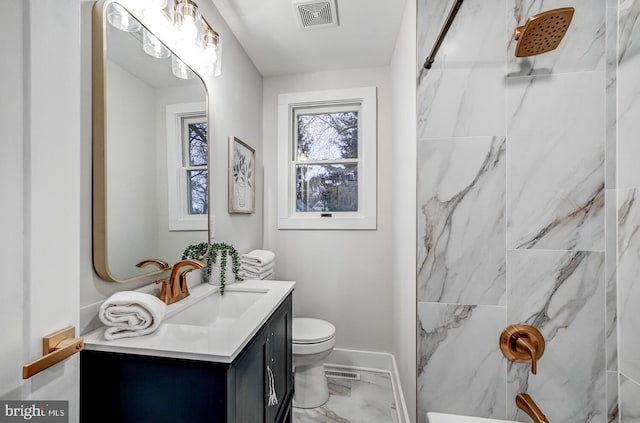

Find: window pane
<box><xmin>297</xmin><ymin>112</ymin><xmax>358</xmax><ymax>161</ymax></box>
<box><xmin>296</xmin><ymin>164</ymin><xmax>358</xmax><ymax>212</ymax></box>
<box><xmin>188</xmin><ymin>170</ymin><xmax>208</xmax><ymax>214</ymax></box>
<box><xmin>189</xmin><ymin>122</ymin><xmax>207</xmax><ymax>166</ymax></box>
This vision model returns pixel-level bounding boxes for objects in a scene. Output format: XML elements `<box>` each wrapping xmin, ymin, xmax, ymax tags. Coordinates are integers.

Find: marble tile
<box><xmin>605</xmin><ymin>5</ymin><xmax>618</xmax><ymax>190</ymax></box>
<box><xmin>417</xmin><ymin>66</ymin><xmax>506</xmax><ymax>139</ymax></box>
<box><xmin>617</xmin><ymin>1</ymin><xmax>640</xmax><ymax>190</ymax></box>
<box><xmin>608</xmin><ymin>371</ymin><xmax>619</xmax><ymax>423</ymax></box>
<box><xmin>506</xmin><ymin>0</ymin><xmax>605</xmax><ymax>76</ymax></box>
<box><xmin>417</xmin><ymin>303</ymin><xmax>506</xmax><ymax>421</ymax></box>
<box><xmin>416</xmin><ymin>0</ymin><xmax>506</xmax><ymax>138</ymax></box>
<box><xmin>418</xmin><ymin>0</ymin><xmax>506</xmax><ymax>70</ymax></box>
<box><xmin>506</xmin><ymin>72</ymin><xmax>605</xmax><ymax>251</ymax></box>
<box><xmin>417</xmin><ymin>137</ymin><xmax>506</xmax><ymax>305</ymax></box>
<box><xmin>618</xmin><ymin>189</ymin><xmax>640</xmax><ymax>383</ymax></box>
<box><xmin>606</xmin><ymin>190</ymin><xmax>618</xmax><ymax>371</ymax></box>
<box><xmin>620</xmin><ymin>374</ymin><xmax>640</xmax><ymax>423</ymax></box>
<box><xmin>292</xmin><ymin>369</ymin><xmax>398</xmax><ymax>423</ymax></box>
<box><xmin>506</xmin><ymin>250</ymin><xmax>606</xmax><ymax>423</ymax></box>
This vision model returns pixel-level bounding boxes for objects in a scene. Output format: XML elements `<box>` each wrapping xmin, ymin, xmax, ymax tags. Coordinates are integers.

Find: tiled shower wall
<box><xmin>617</xmin><ymin>0</ymin><xmax>640</xmax><ymax>421</ymax></box>
<box><xmin>415</xmin><ymin>0</ymin><xmax>627</xmax><ymax>421</ymax></box>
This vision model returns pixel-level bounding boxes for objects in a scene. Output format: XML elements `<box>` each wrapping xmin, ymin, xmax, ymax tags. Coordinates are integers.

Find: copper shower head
<box><xmin>514</xmin><ymin>7</ymin><xmax>575</xmax><ymax>57</ymax></box>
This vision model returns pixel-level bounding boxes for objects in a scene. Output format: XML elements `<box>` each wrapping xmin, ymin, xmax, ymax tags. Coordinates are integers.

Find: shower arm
<box><xmin>422</xmin><ymin>0</ymin><xmax>464</xmax><ymax>70</ymax></box>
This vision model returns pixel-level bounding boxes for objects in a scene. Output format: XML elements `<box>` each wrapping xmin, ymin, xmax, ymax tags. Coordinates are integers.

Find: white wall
<box><xmin>1</xmin><ymin>0</ymin><xmax>82</xmax><ymax>420</ymax></box>
<box><xmin>263</xmin><ymin>67</ymin><xmax>394</xmax><ymax>353</ymax></box>
<box><xmin>390</xmin><ymin>1</ymin><xmax>417</xmax><ymax>421</ymax></box>
<box><xmin>0</xmin><ymin>0</ymin><xmax>26</xmax><ymax>399</ymax></box>
<box><xmin>80</xmin><ymin>0</ymin><xmax>264</xmax><ymax>307</ymax></box>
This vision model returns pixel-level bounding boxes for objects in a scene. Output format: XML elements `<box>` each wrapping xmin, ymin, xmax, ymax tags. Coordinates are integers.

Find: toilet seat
<box><xmin>293</xmin><ymin>318</ymin><xmax>336</xmax><ymax>344</ymax></box>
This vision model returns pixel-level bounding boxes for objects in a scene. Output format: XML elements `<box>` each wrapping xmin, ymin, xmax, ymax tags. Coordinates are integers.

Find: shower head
<box><xmin>514</xmin><ymin>7</ymin><xmax>574</xmax><ymax>57</ymax></box>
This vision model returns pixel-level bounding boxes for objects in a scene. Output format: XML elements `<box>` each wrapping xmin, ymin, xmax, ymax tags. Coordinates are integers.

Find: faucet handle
<box><xmin>154</xmin><ymin>278</ymin><xmax>171</xmax><ymax>304</ymax></box>
<box><xmin>500</xmin><ymin>325</ymin><xmax>545</xmax><ymax>375</ymax></box>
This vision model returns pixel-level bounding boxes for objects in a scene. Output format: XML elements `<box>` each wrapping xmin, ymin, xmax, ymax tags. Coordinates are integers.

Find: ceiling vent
<box><xmin>292</xmin><ymin>0</ymin><xmax>339</xmax><ymax>31</ymax></box>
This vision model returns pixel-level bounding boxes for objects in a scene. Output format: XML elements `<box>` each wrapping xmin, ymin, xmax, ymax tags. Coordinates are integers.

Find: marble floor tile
<box><xmin>292</xmin><ymin>368</ymin><xmax>400</xmax><ymax>423</ymax></box>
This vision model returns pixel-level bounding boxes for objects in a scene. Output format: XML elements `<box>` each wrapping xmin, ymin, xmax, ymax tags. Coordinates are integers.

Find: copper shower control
<box><xmin>500</xmin><ymin>324</ymin><xmax>545</xmax><ymax>374</ymax></box>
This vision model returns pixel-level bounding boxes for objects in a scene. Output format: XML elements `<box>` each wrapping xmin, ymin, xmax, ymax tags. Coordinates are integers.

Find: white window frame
<box><xmin>166</xmin><ymin>102</ymin><xmax>208</xmax><ymax>231</ymax></box>
<box><xmin>277</xmin><ymin>87</ymin><xmax>377</xmax><ymax>230</ymax></box>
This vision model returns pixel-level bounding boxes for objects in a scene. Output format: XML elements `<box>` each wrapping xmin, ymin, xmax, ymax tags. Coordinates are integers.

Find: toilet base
<box><xmin>292</xmin><ymin>363</ymin><xmax>329</xmax><ymax>409</ymax></box>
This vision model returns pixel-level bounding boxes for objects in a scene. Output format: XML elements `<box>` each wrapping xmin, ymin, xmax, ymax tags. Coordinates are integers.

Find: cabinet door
<box><xmin>234</xmin><ymin>327</ymin><xmax>268</xmax><ymax>423</ymax></box>
<box><xmin>266</xmin><ymin>296</ymin><xmax>293</xmax><ymax>423</ymax></box>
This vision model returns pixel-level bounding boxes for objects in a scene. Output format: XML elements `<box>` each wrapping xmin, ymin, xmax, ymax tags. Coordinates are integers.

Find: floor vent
<box><xmin>292</xmin><ymin>0</ymin><xmax>339</xmax><ymax>31</ymax></box>
<box><xmin>324</xmin><ymin>367</ymin><xmax>361</xmax><ymax>381</ymax></box>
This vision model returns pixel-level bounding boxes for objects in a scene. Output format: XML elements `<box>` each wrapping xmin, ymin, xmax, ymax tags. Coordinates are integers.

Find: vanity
<box><xmin>81</xmin><ymin>280</ymin><xmax>295</xmax><ymax>423</ymax></box>
<box><xmin>84</xmin><ymin>1</ymin><xmax>294</xmax><ymax>420</ymax></box>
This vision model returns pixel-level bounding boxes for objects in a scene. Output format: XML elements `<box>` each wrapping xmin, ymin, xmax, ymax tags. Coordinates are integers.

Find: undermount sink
<box><xmin>427</xmin><ymin>413</ymin><xmax>518</xmax><ymax>423</ymax></box>
<box><xmin>165</xmin><ymin>288</ymin><xmax>268</xmax><ymax>326</ymax></box>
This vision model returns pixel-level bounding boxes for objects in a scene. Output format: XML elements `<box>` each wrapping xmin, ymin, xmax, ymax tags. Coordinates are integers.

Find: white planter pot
<box><xmin>207</xmin><ymin>252</ymin><xmax>236</xmax><ymax>286</ymax></box>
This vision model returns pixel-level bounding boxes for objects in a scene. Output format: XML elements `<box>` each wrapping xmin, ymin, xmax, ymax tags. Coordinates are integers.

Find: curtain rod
<box><xmin>422</xmin><ymin>0</ymin><xmax>464</xmax><ymax>70</ymax></box>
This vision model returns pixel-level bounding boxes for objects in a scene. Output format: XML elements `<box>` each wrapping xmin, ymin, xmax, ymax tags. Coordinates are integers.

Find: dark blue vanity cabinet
<box><xmin>80</xmin><ymin>294</ymin><xmax>293</xmax><ymax>423</ymax></box>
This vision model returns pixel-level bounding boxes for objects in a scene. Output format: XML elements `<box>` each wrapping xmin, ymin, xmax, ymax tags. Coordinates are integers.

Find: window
<box><xmin>166</xmin><ymin>102</ymin><xmax>208</xmax><ymax>231</ymax></box>
<box><xmin>278</xmin><ymin>87</ymin><xmax>377</xmax><ymax>229</ymax></box>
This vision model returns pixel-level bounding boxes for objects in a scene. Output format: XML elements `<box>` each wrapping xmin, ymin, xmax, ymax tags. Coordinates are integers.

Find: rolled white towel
<box><xmin>239</xmin><ymin>261</ymin><xmax>275</xmax><ymax>274</ymax></box>
<box><xmin>240</xmin><ymin>249</ymin><xmax>275</xmax><ymax>266</ymax></box>
<box><xmin>99</xmin><ymin>291</ymin><xmax>167</xmax><ymax>340</ymax></box>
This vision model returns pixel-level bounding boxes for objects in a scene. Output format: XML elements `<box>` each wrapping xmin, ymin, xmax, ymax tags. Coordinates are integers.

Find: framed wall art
<box><xmin>228</xmin><ymin>136</ymin><xmax>255</xmax><ymax>213</ymax></box>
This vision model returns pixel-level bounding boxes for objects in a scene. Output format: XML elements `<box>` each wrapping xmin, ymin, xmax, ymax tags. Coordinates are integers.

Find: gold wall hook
<box><xmin>22</xmin><ymin>326</ymin><xmax>84</xmax><ymax>379</ymax></box>
<box><xmin>500</xmin><ymin>324</ymin><xmax>545</xmax><ymax>374</ymax></box>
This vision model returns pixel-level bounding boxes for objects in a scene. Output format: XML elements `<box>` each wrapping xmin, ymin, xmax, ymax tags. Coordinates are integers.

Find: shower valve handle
<box><xmin>499</xmin><ymin>325</ymin><xmax>545</xmax><ymax>375</ymax></box>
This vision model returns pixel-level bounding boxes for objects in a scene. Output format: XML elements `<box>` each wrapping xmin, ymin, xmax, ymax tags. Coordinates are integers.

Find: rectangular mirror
<box><xmin>92</xmin><ymin>0</ymin><xmax>209</xmax><ymax>282</ymax></box>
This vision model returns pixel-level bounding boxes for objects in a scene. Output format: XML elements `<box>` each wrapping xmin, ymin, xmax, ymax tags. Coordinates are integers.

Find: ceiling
<box><xmin>210</xmin><ymin>0</ymin><xmax>407</xmax><ymax>77</ymax></box>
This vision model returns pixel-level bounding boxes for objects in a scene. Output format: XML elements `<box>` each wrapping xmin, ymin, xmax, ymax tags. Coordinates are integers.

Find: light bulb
<box><xmin>107</xmin><ymin>3</ymin><xmax>141</xmax><ymax>33</ymax></box>
<box><xmin>182</xmin><ymin>16</ymin><xmax>198</xmax><ymax>41</ymax></box>
<box><xmin>176</xmin><ymin>1</ymin><xmax>201</xmax><ymax>42</ymax></box>
<box><xmin>200</xmin><ymin>29</ymin><xmax>219</xmax><ymax>76</ymax></box>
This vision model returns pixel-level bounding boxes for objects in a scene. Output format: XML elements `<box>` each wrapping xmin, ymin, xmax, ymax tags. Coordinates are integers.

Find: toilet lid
<box><xmin>293</xmin><ymin>318</ymin><xmax>335</xmax><ymax>344</ymax></box>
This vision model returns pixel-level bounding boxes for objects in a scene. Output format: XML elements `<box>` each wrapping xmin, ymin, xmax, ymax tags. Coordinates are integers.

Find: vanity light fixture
<box><xmin>107</xmin><ymin>2</ymin><xmax>141</xmax><ymax>32</ymax></box>
<box><xmin>108</xmin><ymin>0</ymin><xmax>223</xmax><ymax>77</ymax></box>
<box><xmin>143</xmin><ymin>28</ymin><xmax>171</xmax><ymax>58</ymax></box>
<box><xmin>175</xmin><ymin>0</ymin><xmax>201</xmax><ymax>42</ymax></box>
<box><xmin>200</xmin><ymin>26</ymin><xmax>222</xmax><ymax>77</ymax></box>
<box><xmin>172</xmin><ymin>55</ymin><xmax>196</xmax><ymax>79</ymax></box>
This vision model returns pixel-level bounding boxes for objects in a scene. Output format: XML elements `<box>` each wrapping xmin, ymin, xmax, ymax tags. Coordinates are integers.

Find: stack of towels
<box><xmin>99</xmin><ymin>291</ymin><xmax>167</xmax><ymax>340</ymax></box>
<box><xmin>239</xmin><ymin>249</ymin><xmax>276</xmax><ymax>280</ymax></box>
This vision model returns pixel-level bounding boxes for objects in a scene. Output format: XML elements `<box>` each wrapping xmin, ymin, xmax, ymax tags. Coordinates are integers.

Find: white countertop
<box><xmin>83</xmin><ymin>280</ymin><xmax>295</xmax><ymax>364</ymax></box>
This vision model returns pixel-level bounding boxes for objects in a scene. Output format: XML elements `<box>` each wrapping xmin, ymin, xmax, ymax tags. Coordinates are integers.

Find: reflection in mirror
<box><xmin>93</xmin><ymin>0</ymin><xmax>209</xmax><ymax>282</ymax></box>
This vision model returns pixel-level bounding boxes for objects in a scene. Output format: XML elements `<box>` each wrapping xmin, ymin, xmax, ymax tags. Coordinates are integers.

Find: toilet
<box><xmin>292</xmin><ymin>317</ymin><xmax>336</xmax><ymax>409</ymax></box>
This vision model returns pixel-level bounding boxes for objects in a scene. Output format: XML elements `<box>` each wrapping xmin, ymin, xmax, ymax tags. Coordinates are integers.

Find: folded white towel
<box><xmin>239</xmin><ymin>266</ymin><xmax>275</xmax><ymax>279</ymax></box>
<box><xmin>240</xmin><ymin>250</ymin><xmax>275</xmax><ymax>266</ymax></box>
<box><xmin>239</xmin><ymin>261</ymin><xmax>275</xmax><ymax>274</ymax></box>
<box><xmin>239</xmin><ymin>269</ymin><xmax>274</xmax><ymax>280</ymax></box>
<box><xmin>99</xmin><ymin>291</ymin><xmax>167</xmax><ymax>340</ymax></box>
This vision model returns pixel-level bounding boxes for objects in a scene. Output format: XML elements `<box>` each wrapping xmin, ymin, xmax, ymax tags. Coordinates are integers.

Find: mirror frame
<box><xmin>92</xmin><ymin>0</ymin><xmax>210</xmax><ymax>282</ymax></box>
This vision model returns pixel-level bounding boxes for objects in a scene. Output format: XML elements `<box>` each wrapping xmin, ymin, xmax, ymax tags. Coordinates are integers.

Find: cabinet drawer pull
<box><xmin>266</xmin><ymin>365</ymin><xmax>278</xmax><ymax>407</ymax></box>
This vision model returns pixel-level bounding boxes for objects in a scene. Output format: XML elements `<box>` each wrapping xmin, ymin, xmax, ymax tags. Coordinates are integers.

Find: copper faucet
<box><xmin>516</xmin><ymin>393</ymin><xmax>549</xmax><ymax>423</ymax></box>
<box><xmin>155</xmin><ymin>259</ymin><xmax>205</xmax><ymax>305</ymax></box>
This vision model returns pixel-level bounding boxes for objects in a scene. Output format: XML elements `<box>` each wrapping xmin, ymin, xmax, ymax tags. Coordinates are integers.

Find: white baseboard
<box><xmin>325</xmin><ymin>348</ymin><xmax>410</xmax><ymax>423</ymax></box>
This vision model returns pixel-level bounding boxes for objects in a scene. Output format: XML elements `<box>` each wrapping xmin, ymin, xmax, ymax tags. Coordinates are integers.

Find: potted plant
<box><xmin>182</xmin><ymin>242</ymin><xmax>243</xmax><ymax>293</ymax></box>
